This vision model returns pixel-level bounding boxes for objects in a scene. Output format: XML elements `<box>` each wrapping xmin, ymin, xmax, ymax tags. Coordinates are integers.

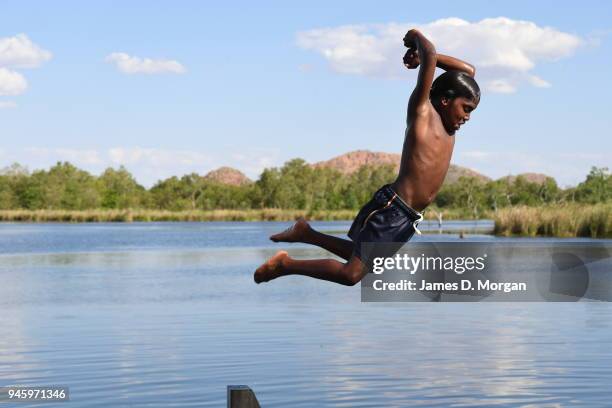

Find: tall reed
<box><xmin>493</xmin><ymin>203</ymin><xmax>611</xmax><ymax>238</ymax></box>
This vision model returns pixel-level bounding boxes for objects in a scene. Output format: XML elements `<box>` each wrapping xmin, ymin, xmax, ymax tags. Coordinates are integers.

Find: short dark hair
<box><xmin>430</xmin><ymin>71</ymin><xmax>480</xmax><ymax>103</ymax></box>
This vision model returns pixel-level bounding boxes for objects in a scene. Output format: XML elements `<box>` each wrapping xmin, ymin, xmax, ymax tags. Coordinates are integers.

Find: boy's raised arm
<box><xmin>404</xmin><ymin>29</ymin><xmax>437</xmax><ymax>117</ymax></box>
<box><xmin>436</xmin><ymin>54</ymin><xmax>476</xmax><ymax>77</ymax></box>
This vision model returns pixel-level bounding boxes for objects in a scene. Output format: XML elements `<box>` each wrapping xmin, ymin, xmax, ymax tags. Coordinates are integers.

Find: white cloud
<box><xmin>0</xmin><ymin>34</ymin><xmax>52</xmax><ymax>69</ymax></box>
<box><xmin>108</xmin><ymin>147</ymin><xmax>210</xmax><ymax>168</ymax></box>
<box><xmin>228</xmin><ymin>147</ymin><xmax>282</xmax><ymax>178</ymax></box>
<box><xmin>105</xmin><ymin>52</ymin><xmax>186</xmax><ymax>75</ymax></box>
<box><xmin>0</xmin><ymin>100</ymin><xmax>17</xmax><ymax>109</ymax></box>
<box><xmin>527</xmin><ymin>75</ymin><xmax>551</xmax><ymax>88</ymax></box>
<box><xmin>487</xmin><ymin>79</ymin><xmax>516</xmax><ymax>94</ymax></box>
<box><xmin>55</xmin><ymin>148</ymin><xmax>104</xmax><ymax>165</ymax></box>
<box><xmin>0</xmin><ymin>34</ymin><xmax>51</xmax><ymax>97</ymax></box>
<box><xmin>0</xmin><ymin>68</ymin><xmax>27</xmax><ymax>96</ymax></box>
<box><xmin>297</xmin><ymin>17</ymin><xmax>583</xmax><ymax>93</ymax></box>
<box><xmin>24</xmin><ymin>147</ymin><xmax>104</xmax><ymax>166</ymax></box>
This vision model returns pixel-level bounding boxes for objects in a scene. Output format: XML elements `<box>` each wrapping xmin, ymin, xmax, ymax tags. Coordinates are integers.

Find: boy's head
<box><xmin>430</xmin><ymin>71</ymin><xmax>480</xmax><ymax>134</ymax></box>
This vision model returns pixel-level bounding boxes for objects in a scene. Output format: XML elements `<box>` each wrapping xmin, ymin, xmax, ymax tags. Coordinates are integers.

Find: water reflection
<box><xmin>0</xmin><ymin>223</ymin><xmax>611</xmax><ymax>407</ymax></box>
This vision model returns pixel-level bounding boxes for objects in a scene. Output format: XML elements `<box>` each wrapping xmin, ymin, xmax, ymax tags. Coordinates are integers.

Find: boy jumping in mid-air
<box><xmin>254</xmin><ymin>29</ymin><xmax>480</xmax><ymax>286</ymax></box>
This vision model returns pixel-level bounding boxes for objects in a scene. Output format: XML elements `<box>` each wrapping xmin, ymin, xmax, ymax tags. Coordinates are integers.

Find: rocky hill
<box><xmin>204</xmin><ymin>153</ymin><xmax>555</xmax><ymax>187</ymax></box>
<box><xmin>204</xmin><ymin>167</ymin><xmax>252</xmax><ymax>186</ymax></box>
<box><xmin>312</xmin><ymin>150</ymin><xmax>491</xmax><ymax>184</ymax></box>
<box><xmin>312</xmin><ymin>150</ymin><xmax>399</xmax><ymax>174</ymax></box>
<box><xmin>444</xmin><ymin>165</ymin><xmax>492</xmax><ymax>184</ymax></box>
<box><xmin>497</xmin><ymin>173</ymin><xmax>553</xmax><ymax>185</ymax></box>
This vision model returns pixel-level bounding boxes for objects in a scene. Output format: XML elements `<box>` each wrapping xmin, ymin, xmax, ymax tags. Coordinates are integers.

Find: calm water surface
<box><xmin>1</xmin><ymin>222</ymin><xmax>611</xmax><ymax>407</ymax></box>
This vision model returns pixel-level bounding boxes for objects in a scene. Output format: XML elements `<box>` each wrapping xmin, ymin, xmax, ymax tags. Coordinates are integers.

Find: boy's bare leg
<box><xmin>254</xmin><ymin>251</ymin><xmax>365</xmax><ymax>286</ymax></box>
<box><xmin>269</xmin><ymin>218</ymin><xmax>354</xmax><ymax>261</ymax></box>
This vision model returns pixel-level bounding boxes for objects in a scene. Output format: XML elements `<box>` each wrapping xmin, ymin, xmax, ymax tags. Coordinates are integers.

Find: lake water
<box><xmin>1</xmin><ymin>221</ymin><xmax>611</xmax><ymax>407</ymax></box>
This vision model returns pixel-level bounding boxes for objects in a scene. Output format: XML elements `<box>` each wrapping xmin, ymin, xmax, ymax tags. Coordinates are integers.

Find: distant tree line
<box><xmin>436</xmin><ymin>166</ymin><xmax>610</xmax><ymax>217</ymax></box>
<box><xmin>0</xmin><ymin>160</ymin><xmax>609</xmax><ymax>216</ymax></box>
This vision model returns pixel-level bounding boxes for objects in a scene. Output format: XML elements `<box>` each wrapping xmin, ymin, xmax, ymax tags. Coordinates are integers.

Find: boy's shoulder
<box><xmin>407</xmin><ymin>102</ymin><xmax>450</xmax><ymax>139</ymax></box>
<box><xmin>407</xmin><ymin>99</ymin><xmax>440</xmax><ymax>125</ymax></box>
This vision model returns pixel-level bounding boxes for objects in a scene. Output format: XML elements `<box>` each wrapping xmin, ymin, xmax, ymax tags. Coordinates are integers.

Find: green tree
<box><xmin>97</xmin><ymin>166</ymin><xmax>145</xmax><ymax>209</ymax></box>
<box><xmin>0</xmin><ymin>163</ymin><xmax>29</xmax><ymax>209</ymax></box>
<box><xmin>47</xmin><ymin>162</ymin><xmax>100</xmax><ymax>209</ymax></box>
<box><xmin>197</xmin><ymin>181</ymin><xmax>253</xmax><ymax>210</ymax></box>
<box><xmin>150</xmin><ymin>176</ymin><xmax>191</xmax><ymax>210</ymax></box>
<box><xmin>344</xmin><ymin>164</ymin><xmax>396</xmax><ymax>209</ymax></box>
<box><xmin>574</xmin><ymin>167</ymin><xmax>611</xmax><ymax>203</ymax></box>
<box><xmin>12</xmin><ymin>162</ymin><xmax>99</xmax><ymax>210</ymax></box>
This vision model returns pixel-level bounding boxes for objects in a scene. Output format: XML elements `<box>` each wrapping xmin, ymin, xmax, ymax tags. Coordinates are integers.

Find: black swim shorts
<box><xmin>348</xmin><ymin>184</ymin><xmax>423</xmax><ymax>265</ymax></box>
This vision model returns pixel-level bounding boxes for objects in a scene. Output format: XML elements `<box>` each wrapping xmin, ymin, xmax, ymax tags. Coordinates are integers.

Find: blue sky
<box><xmin>0</xmin><ymin>1</ymin><xmax>610</xmax><ymax>187</ymax></box>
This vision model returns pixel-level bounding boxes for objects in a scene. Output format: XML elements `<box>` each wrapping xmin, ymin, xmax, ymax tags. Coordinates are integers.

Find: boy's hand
<box><xmin>403</xmin><ymin>29</ymin><xmax>419</xmax><ymax>48</ymax></box>
<box><xmin>403</xmin><ymin>48</ymin><xmax>420</xmax><ymax>69</ymax></box>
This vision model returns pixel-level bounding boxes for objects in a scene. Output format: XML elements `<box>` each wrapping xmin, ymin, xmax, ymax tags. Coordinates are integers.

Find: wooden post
<box><xmin>227</xmin><ymin>385</ymin><xmax>261</xmax><ymax>408</ymax></box>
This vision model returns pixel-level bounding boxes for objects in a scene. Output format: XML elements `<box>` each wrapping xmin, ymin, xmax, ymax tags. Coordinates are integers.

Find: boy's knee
<box><xmin>346</xmin><ymin>273</ymin><xmax>362</xmax><ymax>286</ymax></box>
<box><xmin>343</xmin><ymin>260</ymin><xmax>365</xmax><ymax>286</ymax></box>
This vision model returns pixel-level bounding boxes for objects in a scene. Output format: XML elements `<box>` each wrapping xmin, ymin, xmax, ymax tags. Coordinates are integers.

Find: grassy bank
<box><xmin>3</xmin><ymin>206</ymin><xmax>609</xmax><ymax>238</ymax></box>
<box><xmin>0</xmin><ymin>209</ymin><xmax>357</xmax><ymax>222</ymax></box>
<box><xmin>493</xmin><ymin>203</ymin><xmax>611</xmax><ymax>238</ymax></box>
<box><xmin>0</xmin><ymin>207</ymin><xmax>473</xmax><ymax>223</ymax></box>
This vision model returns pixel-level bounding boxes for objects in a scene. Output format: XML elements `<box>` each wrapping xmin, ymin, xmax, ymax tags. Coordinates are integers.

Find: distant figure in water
<box><xmin>255</xmin><ymin>29</ymin><xmax>480</xmax><ymax>286</ymax></box>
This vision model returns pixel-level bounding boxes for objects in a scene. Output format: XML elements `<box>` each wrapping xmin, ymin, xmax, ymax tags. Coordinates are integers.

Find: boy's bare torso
<box><xmin>393</xmin><ymin>101</ymin><xmax>454</xmax><ymax>212</ymax></box>
<box><xmin>391</xmin><ymin>29</ymin><xmax>477</xmax><ymax>212</ymax></box>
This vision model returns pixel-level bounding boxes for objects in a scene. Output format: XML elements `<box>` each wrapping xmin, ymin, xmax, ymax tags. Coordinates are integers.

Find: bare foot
<box><xmin>254</xmin><ymin>251</ymin><xmax>289</xmax><ymax>284</ymax></box>
<box><xmin>270</xmin><ymin>218</ymin><xmax>311</xmax><ymax>243</ymax></box>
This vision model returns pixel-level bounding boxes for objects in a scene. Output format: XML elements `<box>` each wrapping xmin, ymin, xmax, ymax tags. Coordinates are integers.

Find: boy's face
<box><xmin>439</xmin><ymin>96</ymin><xmax>479</xmax><ymax>134</ymax></box>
